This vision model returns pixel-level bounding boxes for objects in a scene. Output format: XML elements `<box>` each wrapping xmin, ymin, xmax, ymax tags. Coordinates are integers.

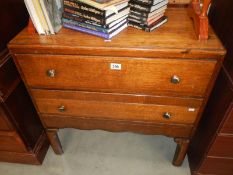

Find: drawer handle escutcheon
<box><xmin>58</xmin><ymin>105</ymin><xmax>65</xmax><ymax>112</ymax></box>
<box><xmin>171</xmin><ymin>75</ymin><xmax>180</xmax><ymax>84</ymax></box>
<box><xmin>46</xmin><ymin>69</ymin><xmax>56</xmax><ymax>77</ymax></box>
<box><xmin>163</xmin><ymin>112</ymin><xmax>172</xmax><ymax>119</ymax></box>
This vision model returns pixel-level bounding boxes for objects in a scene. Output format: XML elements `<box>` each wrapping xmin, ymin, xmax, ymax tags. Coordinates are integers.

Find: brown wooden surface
<box><xmin>32</xmin><ymin>89</ymin><xmax>203</xmax><ymax>107</ymax></box>
<box><xmin>188</xmin><ymin>1</ymin><xmax>233</xmax><ymax>173</ymax></box>
<box><xmin>0</xmin><ymin>132</ymin><xmax>49</xmax><ymax>165</ymax></box>
<box><xmin>43</xmin><ymin>114</ymin><xmax>193</xmax><ymax>137</ymax></box>
<box><xmin>220</xmin><ymin>105</ymin><xmax>233</xmax><ymax>134</ymax></box>
<box><xmin>0</xmin><ymin>105</ymin><xmax>13</xmax><ymax>131</ymax></box>
<box><xmin>4</xmin><ymin>82</ymin><xmax>45</xmax><ymax>148</ymax></box>
<box><xmin>209</xmin><ymin>0</ymin><xmax>233</xmax><ymax>80</ymax></box>
<box><xmin>198</xmin><ymin>157</ymin><xmax>233</xmax><ymax>175</ymax></box>
<box><xmin>188</xmin><ymin>69</ymin><xmax>233</xmax><ymax>174</ymax></box>
<box><xmin>16</xmin><ymin>54</ymin><xmax>216</xmax><ymax>97</ymax></box>
<box><xmin>187</xmin><ymin>1</ymin><xmax>209</xmax><ymax>40</ymax></box>
<box><xmin>208</xmin><ymin>135</ymin><xmax>233</xmax><ymax>158</ymax></box>
<box><xmin>9</xmin><ymin>6</ymin><xmax>225</xmax><ymax>166</ymax></box>
<box><xmin>0</xmin><ymin>51</ymin><xmax>20</xmax><ymax>100</ymax></box>
<box><xmin>46</xmin><ymin>129</ymin><xmax>63</xmax><ymax>155</ymax></box>
<box><xmin>0</xmin><ymin>0</ymin><xmax>49</xmax><ymax>164</ymax></box>
<box><xmin>173</xmin><ymin>138</ymin><xmax>190</xmax><ymax>166</ymax></box>
<box><xmin>0</xmin><ymin>131</ymin><xmax>27</xmax><ymax>152</ymax></box>
<box><xmin>9</xmin><ymin>8</ymin><xmax>225</xmax><ymax>59</ymax></box>
<box><xmin>33</xmin><ymin>90</ymin><xmax>200</xmax><ymax>124</ymax></box>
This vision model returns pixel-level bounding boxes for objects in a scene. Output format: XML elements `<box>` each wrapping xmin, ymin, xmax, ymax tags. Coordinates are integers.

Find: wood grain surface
<box><xmin>9</xmin><ymin>6</ymin><xmax>225</xmax><ymax>166</ymax></box>
<box><xmin>9</xmin><ymin>8</ymin><xmax>225</xmax><ymax>59</ymax></box>
<box><xmin>16</xmin><ymin>54</ymin><xmax>216</xmax><ymax>97</ymax></box>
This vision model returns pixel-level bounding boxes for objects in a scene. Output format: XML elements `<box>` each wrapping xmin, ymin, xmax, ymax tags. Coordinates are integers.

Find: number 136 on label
<box><xmin>110</xmin><ymin>63</ymin><xmax>122</xmax><ymax>70</ymax></box>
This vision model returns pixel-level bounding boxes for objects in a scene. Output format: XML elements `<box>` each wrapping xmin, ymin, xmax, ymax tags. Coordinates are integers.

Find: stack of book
<box><xmin>24</xmin><ymin>0</ymin><xmax>63</xmax><ymax>35</ymax></box>
<box><xmin>62</xmin><ymin>0</ymin><xmax>130</xmax><ymax>39</ymax></box>
<box><xmin>128</xmin><ymin>0</ymin><xmax>168</xmax><ymax>32</ymax></box>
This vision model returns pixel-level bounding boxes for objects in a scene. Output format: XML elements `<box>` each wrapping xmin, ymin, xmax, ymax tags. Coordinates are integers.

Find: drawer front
<box><xmin>199</xmin><ymin>157</ymin><xmax>233</xmax><ymax>175</ymax></box>
<box><xmin>208</xmin><ymin>135</ymin><xmax>233</xmax><ymax>158</ymax></box>
<box><xmin>32</xmin><ymin>89</ymin><xmax>201</xmax><ymax>125</ymax></box>
<box><xmin>16</xmin><ymin>54</ymin><xmax>216</xmax><ymax>97</ymax></box>
<box><xmin>221</xmin><ymin>105</ymin><xmax>233</xmax><ymax>134</ymax></box>
<box><xmin>0</xmin><ymin>132</ymin><xmax>27</xmax><ymax>152</ymax></box>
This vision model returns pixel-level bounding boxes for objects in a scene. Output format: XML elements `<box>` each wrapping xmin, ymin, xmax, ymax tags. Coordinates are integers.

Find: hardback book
<box><xmin>77</xmin><ymin>0</ymin><xmax>129</xmax><ymax>11</ymax></box>
<box><xmin>129</xmin><ymin>15</ymin><xmax>167</xmax><ymax>32</ymax></box>
<box><xmin>62</xmin><ymin>17</ymin><xmax>127</xmax><ymax>33</ymax></box>
<box><xmin>64</xmin><ymin>0</ymin><xmax>128</xmax><ymax>17</ymax></box>
<box><xmin>39</xmin><ymin>0</ymin><xmax>63</xmax><ymax>34</ymax></box>
<box><xmin>24</xmin><ymin>0</ymin><xmax>45</xmax><ymax>34</ymax></box>
<box><xmin>130</xmin><ymin>4</ymin><xmax>166</xmax><ymax>17</ymax></box>
<box><xmin>130</xmin><ymin>0</ymin><xmax>164</xmax><ymax>6</ymax></box>
<box><xmin>129</xmin><ymin>11</ymin><xmax>164</xmax><ymax>25</ymax></box>
<box><xmin>129</xmin><ymin>0</ymin><xmax>168</xmax><ymax>13</ymax></box>
<box><xmin>32</xmin><ymin>0</ymin><xmax>50</xmax><ymax>34</ymax></box>
<box><xmin>91</xmin><ymin>0</ymin><xmax>112</xmax><ymax>3</ymax></box>
<box><xmin>63</xmin><ymin>21</ymin><xmax>128</xmax><ymax>39</ymax></box>
<box><xmin>64</xmin><ymin>5</ymin><xmax>130</xmax><ymax>25</ymax></box>
<box><xmin>129</xmin><ymin>9</ymin><xmax>164</xmax><ymax>23</ymax></box>
<box><xmin>63</xmin><ymin>12</ymin><xmax>128</xmax><ymax>28</ymax></box>
<box><xmin>146</xmin><ymin>12</ymin><xmax>164</xmax><ymax>25</ymax></box>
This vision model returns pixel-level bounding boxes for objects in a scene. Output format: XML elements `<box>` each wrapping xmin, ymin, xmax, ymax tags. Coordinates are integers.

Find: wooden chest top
<box><xmin>8</xmin><ymin>8</ymin><xmax>225</xmax><ymax>59</ymax></box>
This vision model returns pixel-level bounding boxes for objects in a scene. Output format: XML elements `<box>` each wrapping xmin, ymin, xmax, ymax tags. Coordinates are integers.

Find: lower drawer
<box><xmin>0</xmin><ymin>131</ymin><xmax>27</xmax><ymax>152</ymax></box>
<box><xmin>208</xmin><ymin>135</ymin><xmax>233</xmax><ymax>158</ymax></box>
<box><xmin>32</xmin><ymin>89</ymin><xmax>201</xmax><ymax>125</ymax></box>
<box><xmin>199</xmin><ymin>157</ymin><xmax>233</xmax><ymax>175</ymax></box>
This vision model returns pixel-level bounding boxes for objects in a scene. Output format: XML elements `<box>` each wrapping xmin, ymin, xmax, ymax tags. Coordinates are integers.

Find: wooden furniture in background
<box><xmin>0</xmin><ymin>0</ymin><xmax>49</xmax><ymax>164</ymax></box>
<box><xmin>188</xmin><ymin>0</ymin><xmax>212</xmax><ymax>40</ymax></box>
<box><xmin>9</xmin><ymin>7</ymin><xmax>225</xmax><ymax>166</ymax></box>
<box><xmin>188</xmin><ymin>0</ymin><xmax>233</xmax><ymax>174</ymax></box>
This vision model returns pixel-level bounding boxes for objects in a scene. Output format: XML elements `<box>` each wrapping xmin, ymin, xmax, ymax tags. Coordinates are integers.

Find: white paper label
<box><xmin>110</xmin><ymin>63</ymin><xmax>121</xmax><ymax>70</ymax></box>
<box><xmin>188</xmin><ymin>108</ymin><xmax>195</xmax><ymax>112</ymax></box>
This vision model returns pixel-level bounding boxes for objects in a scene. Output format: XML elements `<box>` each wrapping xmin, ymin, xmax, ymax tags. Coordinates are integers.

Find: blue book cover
<box><xmin>63</xmin><ymin>22</ymin><xmax>111</xmax><ymax>39</ymax></box>
<box><xmin>63</xmin><ymin>22</ymin><xmax>127</xmax><ymax>39</ymax></box>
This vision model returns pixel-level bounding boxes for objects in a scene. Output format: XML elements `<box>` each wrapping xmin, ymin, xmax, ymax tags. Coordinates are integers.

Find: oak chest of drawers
<box><xmin>8</xmin><ymin>8</ymin><xmax>225</xmax><ymax>166</ymax></box>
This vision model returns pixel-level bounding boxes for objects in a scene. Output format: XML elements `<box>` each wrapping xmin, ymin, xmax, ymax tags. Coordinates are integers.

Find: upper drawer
<box><xmin>15</xmin><ymin>55</ymin><xmax>217</xmax><ymax>97</ymax></box>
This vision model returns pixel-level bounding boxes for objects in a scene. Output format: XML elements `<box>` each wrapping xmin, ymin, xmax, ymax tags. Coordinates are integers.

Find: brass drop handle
<box><xmin>163</xmin><ymin>112</ymin><xmax>172</xmax><ymax>119</ymax></box>
<box><xmin>46</xmin><ymin>69</ymin><xmax>56</xmax><ymax>77</ymax></box>
<box><xmin>171</xmin><ymin>75</ymin><xmax>180</xmax><ymax>84</ymax></box>
<box><xmin>58</xmin><ymin>105</ymin><xmax>65</xmax><ymax>112</ymax></box>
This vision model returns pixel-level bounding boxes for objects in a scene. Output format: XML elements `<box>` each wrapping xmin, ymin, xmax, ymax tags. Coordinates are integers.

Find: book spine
<box><xmin>128</xmin><ymin>21</ymin><xmax>144</xmax><ymax>30</ymax></box>
<box><xmin>39</xmin><ymin>0</ymin><xmax>55</xmax><ymax>34</ymax></box>
<box><xmin>129</xmin><ymin>0</ymin><xmax>153</xmax><ymax>5</ymax></box>
<box><xmin>63</xmin><ymin>5</ymin><xmax>106</xmax><ymax>25</ymax></box>
<box><xmin>62</xmin><ymin>18</ymin><xmax>108</xmax><ymax>33</ymax></box>
<box><xmin>128</xmin><ymin>17</ymin><xmax>144</xmax><ymax>24</ymax></box>
<box><xmin>63</xmin><ymin>22</ymin><xmax>110</xmax><ymax>39</ymax></box>
<box><xmin>130</xmin><ymin>9</ymin><xmax>149</xmax><ymax>17</ymax></box>
<box><xmin>129</xmin><ymin>14</ymin><xmax>147</xmax><ymax>22</ymax></box>
<box><xmin>64</xmin><ymin>0</ymin><xmax>106</xmax><ymax>16</ymax></box>
<box><xmin>144</xmin><ymin>16</ymin><xmax>167</xmax><ymax>32</ymax></box>
<box><xmin>129</xmin><ymin>2</ymin><xmax>151</xmax><ymax>13</ymax></box>
<box><xmin>62</xmin><ymin>12</ymin><xmax>110</xmax><ymax>28</ymax></box>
